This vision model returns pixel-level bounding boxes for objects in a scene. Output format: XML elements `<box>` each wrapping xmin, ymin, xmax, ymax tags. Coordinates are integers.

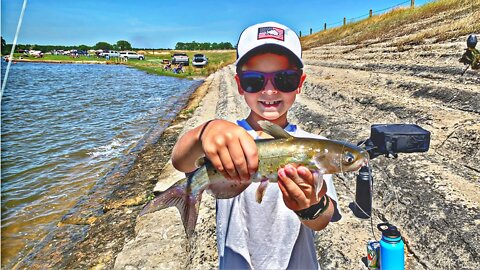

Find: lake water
<box><xmin>1</xmin><ymin>62</ymin><xmax>199</xmax><ymax>266</ymax></box>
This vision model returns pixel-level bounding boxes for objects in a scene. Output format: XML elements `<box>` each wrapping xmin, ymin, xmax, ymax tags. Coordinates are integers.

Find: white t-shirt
<box><xmin>216</xmin><ymin>119</ymin><xmax>342</xmax><ymax>270</ymax></box>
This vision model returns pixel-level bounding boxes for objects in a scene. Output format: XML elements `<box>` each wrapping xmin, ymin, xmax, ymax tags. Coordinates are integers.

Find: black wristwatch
<box><xmin>294</xmin><ymin>196</ymin><xmax>330</xmax><ymax>220</ymax></box>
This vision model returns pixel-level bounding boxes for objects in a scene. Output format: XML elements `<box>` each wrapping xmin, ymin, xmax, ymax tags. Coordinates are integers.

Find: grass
<box><xmin>13</xmin><ymin>53</ymin><xmax>108</xmax><ymax>62</ymax></box>
<box><xmin>10</xmin><ymin>50</ymin><xmax>237</xmax><ymax>79</ymax></box>
<box><xmin>127</xmin><ymin>50</ymin><xmax>236</xmax><ymax>78</ymax></box>
<box><xmin>301</xmin><ymin>0</ymin><xmax>480</xmax><ymax>50</ymax></box>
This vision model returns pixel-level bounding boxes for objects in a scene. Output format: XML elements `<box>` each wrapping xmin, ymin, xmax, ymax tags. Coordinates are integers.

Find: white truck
<box><xmin>100</xmin><ymin>50</ymin><xmax>120</xmax><ymax>58</ymax></box>
<box><xmin>119</xmin><ymin>51</ymin><xmax>145</xmax><ymax>60</ymax></box>
<box><xmin>171</xmin><ymin>53</ymin><xmax>189</xmax><ymax>66</ymax></box>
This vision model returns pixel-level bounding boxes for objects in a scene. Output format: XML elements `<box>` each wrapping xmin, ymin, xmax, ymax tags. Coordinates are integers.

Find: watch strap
<box><xmin>294</xmin><ymin>195</ymin><xmax>330</xmax><ymax>220</ymax></box>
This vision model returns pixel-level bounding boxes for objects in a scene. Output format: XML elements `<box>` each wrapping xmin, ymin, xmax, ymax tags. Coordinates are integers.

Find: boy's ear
<box><xmin>235</xmin><ymin>74</ymin><xmax>245</xmax><ymax>95</ymax></box>
<box><xmin>297</xmin><ymin>73</ymin><xmax>307</xmax><ymax>94</ymax></box>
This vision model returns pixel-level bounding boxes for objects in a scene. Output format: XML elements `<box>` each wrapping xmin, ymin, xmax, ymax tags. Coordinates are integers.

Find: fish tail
<box><xmin>140</xmin><ymin>173</ymin><xmax>205</xmax><ymax>238</ymax></box>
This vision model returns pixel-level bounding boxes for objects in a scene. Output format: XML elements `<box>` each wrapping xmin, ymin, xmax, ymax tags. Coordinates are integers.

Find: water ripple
<box><xmin>1</xmin><ymin>62</ymin><xmax>198</xmax><ymax>265</ymax></box>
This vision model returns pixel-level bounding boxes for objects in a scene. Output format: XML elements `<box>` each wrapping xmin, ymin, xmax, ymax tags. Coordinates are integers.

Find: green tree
<box><xmin>200</xmin><ymin>42</ymin><xmax>210</xmax><ymax>50</ymax></box>
<box><xmin>94</xmin><ymin>42</ymin><xmax>113</xmax><ymax>50</ymax></box>
<box><xmin>1</xmin><ymin>36</ymin><xmax>6</xmax><ymax>55</ymax></box>
<box><xmin>116</xmin><ymin>40</ymin><xmax>132</xmax><ymax>51</ymax></box>
<box><xmin>218</xmin><ymin>42</ymin><xmax>233</xmax><ymax>50</ymax></box>
<box><xmin>175</xmin><ymin>42</ymin><xmax>186</xmax><ymax>50</ymax></box>
<box><xmin>78</xmin><ymin>44</ymin><xmax>90</xmax><ymax>51</ymax></box>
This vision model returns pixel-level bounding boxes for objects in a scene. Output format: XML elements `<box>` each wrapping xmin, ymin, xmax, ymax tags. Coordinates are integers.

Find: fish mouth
<box><xmin>354</xmin><ymin>150</ymin><xmax>370</xmax><ymax>170</ymax></box>
<box><xmin>361</xmin><ymin>150</ymin><xmax>370</xmax><ymax>167</ymax></box>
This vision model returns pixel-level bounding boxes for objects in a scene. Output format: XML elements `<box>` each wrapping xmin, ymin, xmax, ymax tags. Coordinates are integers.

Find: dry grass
<box><xmin>301</xmin><ymin>0</ymin><xmax>480</xmax><ymax>50</ymax></box>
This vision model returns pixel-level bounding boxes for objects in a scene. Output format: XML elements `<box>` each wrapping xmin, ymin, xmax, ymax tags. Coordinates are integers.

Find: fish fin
<box><xmin>140</xmin><ymin>174</ymin><xmax>204</xmax><ymax>238</ymax></box>
<box><xmin>312</xmin><ymin>171</ymin><xmax>324</xmax><ymax>201</ymax></box>
<box><xmin>255</xmin><ymin>180</ymin><xmax>269</xmax><ymax>203</ymax></box>
<box><xmin>258</xmin><ymin>121</ymin><xmax>293</xmax><ymax>139</ymax></box>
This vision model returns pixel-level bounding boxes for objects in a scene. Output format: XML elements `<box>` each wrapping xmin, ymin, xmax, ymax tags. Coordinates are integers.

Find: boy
<box><xmin>171</xmin><ymin>22</ymin><xmax>340</xmax><ymax>269</ymax></box>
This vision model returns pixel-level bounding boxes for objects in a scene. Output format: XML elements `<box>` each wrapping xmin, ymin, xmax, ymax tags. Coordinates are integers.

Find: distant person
<box><xmin>170</xmin><ymin>21</ymin><xmax>341</xmax><ymax>269</ymax></box>
<box><xmin>459</xmin><ymin>34</ymin><xmax>480</xmax><ymax>70</ymax></box>
<box><xmin>164</xmin><ymin>62</ymin><xmax>172</xmax><ymax>71</ymax></box>
<box><xmin>173</xmin><ymin>63</ymin><xmax>184</xmax><ymax>74</ymax></box>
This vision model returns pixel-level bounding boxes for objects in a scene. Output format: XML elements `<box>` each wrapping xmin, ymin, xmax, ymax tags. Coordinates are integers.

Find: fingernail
<box><xmin>298</xmin><ymin>167</ymin><xmax>308</xmax><ymax>174</ymax></box>
<box><xmin>278</xmin><ymin>169</ymin><xmax>286</xmax><ymax>178</ymax></box>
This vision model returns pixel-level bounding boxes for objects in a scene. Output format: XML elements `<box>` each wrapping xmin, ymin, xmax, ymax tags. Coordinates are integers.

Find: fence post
<box><xmin>299</xmin><ymin>31</ymin><xmax>302</xmax><ymax>37</ymax></box>
<box><xmin>310</xmin><ymin>28</ymin><xmax>312</xmax><ymax>35</ymax></box>
<box><xmin>369</xmin><ymin>9</ymin><xmax>372</xmax><ymax>17</ymax></box>
<box><xmin>343</xmin><ymin>17</ymin><xmax>346</xmax><ymax>26</ymax></box>
<box><xmin>324</xmin><ymin>23</ymin><xmax>327</xmax><ymax>30</ymax></box>
<box><xmin>411</xmin><ymin>0</ymin><xmax>414</xmax><ymax>7</ymax></box>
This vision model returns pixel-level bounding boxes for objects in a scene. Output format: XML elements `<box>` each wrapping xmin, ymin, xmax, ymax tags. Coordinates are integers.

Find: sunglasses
<box><xmin>238</xmin><ymin>70</ymin><xmax>303</xmax><ymax>93</ymax></box>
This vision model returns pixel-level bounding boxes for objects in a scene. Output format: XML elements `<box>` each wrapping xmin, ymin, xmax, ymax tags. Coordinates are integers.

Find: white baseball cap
<box><xmin>235</xmin><ymin>21</ymin><xmax>303</xmax><ymax>68</ymax></box>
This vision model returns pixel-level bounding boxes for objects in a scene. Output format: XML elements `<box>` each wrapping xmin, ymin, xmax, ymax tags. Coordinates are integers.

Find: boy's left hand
<box><xmin>277</xmin><ymin>164</ymin><xmax>327</xmax><ymax>211</ymax></box>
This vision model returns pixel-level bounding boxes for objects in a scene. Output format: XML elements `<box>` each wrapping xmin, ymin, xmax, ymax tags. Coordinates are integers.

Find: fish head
<box><xmin>338</xmin><ymin>142</ymin><xmax>369</xmax><ymax>172</ymax></box>
<box><xmin>310</xmin><ymin>140</ymin><xmax>369</xmax><ymax>174</ymax></box>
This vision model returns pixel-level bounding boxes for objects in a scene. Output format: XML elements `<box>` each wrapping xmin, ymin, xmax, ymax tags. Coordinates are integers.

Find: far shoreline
<box><xmin>7</xmin><ymin>58</ymin><xmax>120</xmax><ymax>65</ymax></box>
<box><xmin>3</xmin><ymin>58</ymin><xmax>211</xmax><ymax>80</ymax></box>
<box><xmin>2</xmin><ymin>50</ymin><xmax>236</xmax><ymax>79</ymax></box>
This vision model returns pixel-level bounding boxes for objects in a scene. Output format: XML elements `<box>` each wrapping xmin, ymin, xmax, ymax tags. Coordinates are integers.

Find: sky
<box><xmin>1</xmin><ymin>0</ymin><xmax>433</xmax><ymax>49</ymax></box>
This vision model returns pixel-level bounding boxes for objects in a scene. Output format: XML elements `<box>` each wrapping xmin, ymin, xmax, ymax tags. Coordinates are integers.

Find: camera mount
<box><xmin>352</xmin><ymin>124</ymin><xmax>431</xmax><ymax>219</ymax></box>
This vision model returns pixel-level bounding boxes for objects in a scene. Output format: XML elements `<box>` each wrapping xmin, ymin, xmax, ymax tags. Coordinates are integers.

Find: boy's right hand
<box><xmin>200</xmin><ymin>120</ymin><xmax>258</xmax><ymax>182</ymax></box>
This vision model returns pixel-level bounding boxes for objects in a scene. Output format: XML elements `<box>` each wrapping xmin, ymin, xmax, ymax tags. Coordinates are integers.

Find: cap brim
<box><xmin>235</xmin><ymin>44</ymin><xmax>303</xmax><ymax>68</ymax></box>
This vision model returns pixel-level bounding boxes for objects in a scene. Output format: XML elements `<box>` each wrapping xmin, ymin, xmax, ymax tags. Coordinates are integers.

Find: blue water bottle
<box><xmin>377</xmin><ymin>223</ymin><xmax>405</xmax><ymax>270</ymax></box>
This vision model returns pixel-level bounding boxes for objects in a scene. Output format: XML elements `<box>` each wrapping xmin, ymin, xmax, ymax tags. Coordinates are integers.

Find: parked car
<box><xmin>171</xmin><ymin>53</ymin><xmax>189</xmax><ymax>66</ymax></box>
<box><xmin>120</xmin><ymin>51</ymin><xmax>145</xmax><ymax>60</ymax></box>
<box><xmin>192</xmin><ymin>54</ymin><xmax>208</xmax><ymax>67</ymax></box>
<box><xmin>100</xmin><ymin>50</ymin><xmax>120</xmax><ymax>58</ymax></box>
<box><xmin>27</xmin><ymin>50</ymin><xmax>43</xmax><ymax>58</ymax></box>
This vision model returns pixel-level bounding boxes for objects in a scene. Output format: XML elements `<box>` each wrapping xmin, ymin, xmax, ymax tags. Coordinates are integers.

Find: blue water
<box><xmin>1</xmin><ymin>62</ymin><xmax>199</xmax><ymax>264</ymax></box>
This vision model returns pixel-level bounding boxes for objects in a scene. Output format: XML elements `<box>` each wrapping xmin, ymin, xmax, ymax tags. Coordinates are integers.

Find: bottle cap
<box><xmin>377</xmin><ymin>223</ymin><xmax>401</xmax><ymax>238</ymax></box>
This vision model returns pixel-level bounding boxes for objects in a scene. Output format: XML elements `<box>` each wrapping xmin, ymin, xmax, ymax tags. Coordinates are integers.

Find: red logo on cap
<box><xmin>257</xmin><ymin>27</ymin><xmax>285</xmax><ymax>41</ymax></box>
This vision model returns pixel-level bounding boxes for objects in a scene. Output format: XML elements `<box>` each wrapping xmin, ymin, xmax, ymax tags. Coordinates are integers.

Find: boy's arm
<box><xmin>278</xmin><ymin>164</ymin><xmax>334</xmax><ymax>231</ymax></box>
<box><xmin>171</xmin><ymin>119</ymin><xmax>258</xmax><ymax>182</ymax></box>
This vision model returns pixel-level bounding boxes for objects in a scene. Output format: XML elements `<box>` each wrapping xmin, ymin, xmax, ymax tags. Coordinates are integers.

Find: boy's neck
<box><xmin>246</xmin><ymin>114</ymin><xmax>289</xmax><ymax>131</ymax></box>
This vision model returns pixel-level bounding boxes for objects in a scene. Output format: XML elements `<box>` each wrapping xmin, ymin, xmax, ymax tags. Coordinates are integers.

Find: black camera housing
<box><xmin>353</xmin><ymin>124</ymin><xmax>431</xmax><ymax>219</ymax></box>
<box><xmin>363</xmin><ymin>124</ymin><xmax>430</xmax><ymax>159</ymax></box>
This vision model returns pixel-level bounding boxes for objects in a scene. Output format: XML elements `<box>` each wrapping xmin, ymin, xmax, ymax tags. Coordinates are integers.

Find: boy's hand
<box><xmin>200</xmin><ymin>120</ymin><xmax>258</xmax><ymax>181</ymax></box>
<box><xmin>277</xmin><ymin>164</ymin><xmax>327</xmax><ymax>211</ymax></box>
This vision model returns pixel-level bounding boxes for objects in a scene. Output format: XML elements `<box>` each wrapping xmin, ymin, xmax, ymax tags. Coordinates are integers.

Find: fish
<box><xmin>140</xmin><ymin>121</ymin><xmax>369</xmax><ymax>237</ymax></box>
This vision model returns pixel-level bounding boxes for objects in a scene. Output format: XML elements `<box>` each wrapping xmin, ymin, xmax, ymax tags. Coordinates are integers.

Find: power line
<box><xmin>303</xmin><ymin>0</ymin><xmax>416</xmax><ymax>35</ymax></box>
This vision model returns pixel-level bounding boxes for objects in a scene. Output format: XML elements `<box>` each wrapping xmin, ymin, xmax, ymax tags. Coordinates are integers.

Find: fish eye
<box><xmin>344</xmin><ymin>152</ymin><xmax>355</xmax><ymax>164</ymax></box>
